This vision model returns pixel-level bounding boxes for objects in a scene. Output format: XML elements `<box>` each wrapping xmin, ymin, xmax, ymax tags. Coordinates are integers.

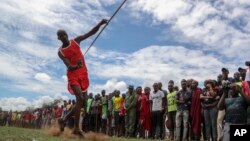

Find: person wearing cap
<box><xmin>221</xmin><ymin>68</ymin><xmax>234</xmax><ymax>84</ymax></box>
<box><xmin>125</xmin><ymin>85</ymin><xmax>137</xmax><ymax>137</ymax></box>
<box><xmin>218</xmin><ymin>83</ymin><xmax>250</xmax><ymax>141</ymax></box>
<box><xmin>238</xmin><ymin>67</ymin><xmax>246</xmax><ymax>80</ymax></box>
<box><xmin>216</xmin><ymin>68</ymin><xmax>234</xmax><ymax>141</ymax></box>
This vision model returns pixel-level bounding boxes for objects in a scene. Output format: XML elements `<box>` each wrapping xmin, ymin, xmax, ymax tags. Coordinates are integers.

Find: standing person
<box><xmin>186</xmin><ymin>79</ymin><xmax>193</xmax><ymax>90</ymax></box>
<box><xmin>176</xmin><ymin>79</ymin><xmax>192</xmax><ymax>141</ymax></box>
<box><xmin>159</xmin><ymin>82</ymin><xmax>168</xmax><ymax>96</ymax></box>
<box><xmin>158</xmin><ymin>82</ymin><xmax>168</xmax><ymax>139</ymax></box>
<box><xmin>239</xmin><ymin>67</ymin><xmax>247</xmax><ymax>81</ymax></box>
<box><xmin>167</xmin><ymin>82</ymin><xmax>177</xmax><ymax>140</ymax></box>
<box><xmin>139</xmin><ymin>87</ymin><xmax>151</xmax><ymax>138</ymax></box>
<box><xmin>90</xmin><ymin>95</ymin><xmax>102</xmax><ymax>132</ymax></box>
<box><xmin>113</xmin><ymin>90</ymin><xmax>123</xmax><ymax>136</ymax></box>
<box><xmin>125</xmin><ymin>85</ymin><xmax>137</xmax><ymax>138</ymax></box>
<box><xmin>119</xmin><ymin>94</ymin><xmax>126</xmax><ymax>137</ymax></box>
<box><xmin>55</xmin><ymin>106</ymin><xmax>63</xmax><ymax>120</ymax></box>
<box><xmin>150</xmin><ymin>83</ymin><xmax>165</xmax><ymax>139</ymax></box>
<box><xmin>134</xmin><ymin>86</ymin><xmax>142</xmax><ymax>137</ymax></box>
<box><xmin>216</xmin><ymin>68</ymin><xmax>234</xmax><ymax>140</ymax></box>
<box><xmin>57</xmin><ymin>19</ymin><xmax>108</xmax><ymax>136</ymax></box>
<box><xmin>16</xmin><ymin>112</ymin><xmax>22</xmax><ymax>127</ymax></box>
<box><xmin>85</xmin><ymin>93</ymin><xmax>93</xmax><ymax>132</ymax></box>
<box><xmin>107</xmin><ymin>93</ymin><xmax>113</xmax><ymax>136</ymax></box>
<box><xmin>12</xmin><ymin>111</ymin><xmax>17</xmax><ymax>127</ymax></box>
<box><xmin>101</xmin><ymin>90</ymin><xmax>108</xmax><ymax>134</ymax></box>
<box><xmin>110</xmin><ymin>91</ymin><xmax>116</xmax><ymax>136</ymax></box>
<box><xmin>190</xmin><ymin>80</ymin><xmax>202</xmax><ymax>141</ymax></box>
<box><xmin>245</xmin><ymin>61</ymin><xmax>250</xmax><ymax>125</ymax></box>
<box><xmin>186</xmin><ymin>78</ymin><xmax>194</xmax><ymax>140</ymax></box>
<box><xmin>216</xmin><ymin>74</ymin><xmax>224</xmax><ymax>141</ymax></box>
<box><xmin>201</xmin><ymin>80</ymin><xmax>218</xmax><ymax>141</ymax></box>
<box><xmin>234</xmin><ymin>72</ymin><xmax>242</xmax><ymax>86</ymax></box>
<box><xmin>218</xmin><ymin>83</ymin><xmax>250</xmax><ymax>141</ymax></box>
<box><xmin>61</xmin><ymin>101</ymin><xmax>68</xmax><ymax>119</ymax></box>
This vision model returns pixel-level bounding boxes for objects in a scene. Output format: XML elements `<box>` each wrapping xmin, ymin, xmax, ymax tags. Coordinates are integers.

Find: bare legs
<box><xmin>59</xmin><ymin>85</ymin><xmax>85</xmax><ymax>136</ymax></box>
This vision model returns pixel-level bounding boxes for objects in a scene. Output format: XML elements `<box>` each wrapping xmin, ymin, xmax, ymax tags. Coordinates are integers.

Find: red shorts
<box><xmin>67</xmin><ymin>75</ymin><xmax>89</xmax><ymax>95</ymax></box>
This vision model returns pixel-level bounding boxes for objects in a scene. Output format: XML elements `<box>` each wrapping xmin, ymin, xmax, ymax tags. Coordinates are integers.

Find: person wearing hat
<box><xmin>125</xmin><ymin>85</ymin><xmax>137</xmax><ymax>137</ymax></box>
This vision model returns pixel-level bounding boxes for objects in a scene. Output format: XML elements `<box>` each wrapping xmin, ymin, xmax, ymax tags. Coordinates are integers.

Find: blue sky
<box><xmin>0</xmin><ymin>0</ymin><xmax>249</xmax><ymax>111</ymax></box>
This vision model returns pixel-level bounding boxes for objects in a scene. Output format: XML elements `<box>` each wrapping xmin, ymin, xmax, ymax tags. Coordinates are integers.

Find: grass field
<box><xmin>0</xmin><ymin>126</ymin><xmax>162</xmax><ymax>141</ymax></box>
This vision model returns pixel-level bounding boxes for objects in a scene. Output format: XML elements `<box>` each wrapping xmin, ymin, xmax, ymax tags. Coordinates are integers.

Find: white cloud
<box><xmin>88</xmin><ymin>46</ymin><xmax>224</xmax><ymax>83</ymax></box>
<box><xmin>0</xmin><ymin>0</ymin><xmax>117</xmax><ymax>96</ymax></box>
<box><xmin>0</xmin><ymin>94</ymin><xmax>70</xmax><ymax>111</ymax></box>
<box><xmin>90</xmin><ymin>79</ymin><xmax>127</xmax><ymax>94</ymax></box>
<box><xmin>0</xmin><ymin>97</ymin><xmax>30</xmax><ymax>111</ymax></box>
<box><xmin>32</xmin><ymin>96</ymin><xmax>54</xmax><ymax>109</ymax></box>
<box><xmin>35</xmin><ymin>73</ymin><xmax>51</xmax><ymax>83</ymax></box>
<box><xmin>54</xmin><ymin>93</ymin><xmax>69</xmax><ymax>102</ymax></box>
<box><xmin>85</xmin><ymin>45</ymin><xmax>243</xmax><ymax>92</ymax></box>
<box><xmin>129</xmin><ymin>0</ymin><xmax>191</xmax><ymax>24</ymax></box>
<box><xmin>62</xmin><ymin>75</ymin><xmax>67</xmax><ymax>82</ymax></box>
<box><xmin>1</xmin><ymin>0</ymin><xmax>249</xmax><ymax>111</ymax></box>
<box><xmin>0</xmin><ymin>52</ymin><xmax>34</xmax><ymax>80</ymax></box>
<box><xmin>128</xmin><ymin>0</ymin><xmax>250</xmax><ymax>60</ymax></box>
<box><xmin>10</xmin><ymin>79</ymin><xmax>68</xmax><ymax>96</ymax></box>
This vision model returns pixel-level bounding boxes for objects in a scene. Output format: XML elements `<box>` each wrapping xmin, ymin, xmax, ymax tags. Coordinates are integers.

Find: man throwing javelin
<box><xmin>57</xmin><ymin>19</ymin><xmax>108</xmax><ymax>136</ymax></box>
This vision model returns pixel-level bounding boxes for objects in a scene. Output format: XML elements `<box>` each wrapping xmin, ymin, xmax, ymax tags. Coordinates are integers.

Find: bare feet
<box><xmin>72</xmin><ymin>129</ymin><xmax>85</xmax><ymax>137</ymax></box>
<box><xmin>57</xmin><ymin>118</ymin><xmax>65</xmax><ymax>132</ymax></box>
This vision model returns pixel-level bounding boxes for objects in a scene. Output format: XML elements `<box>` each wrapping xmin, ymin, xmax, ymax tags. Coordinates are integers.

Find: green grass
<box><xmin>0</xmin><ymin>126</ymin><xmax>164</xmax><ymax>141</ymax></box>
<box><xmin>0</xmin><ymin>126</ymin><xmax>73</xmax><ymax>141</ymax></box>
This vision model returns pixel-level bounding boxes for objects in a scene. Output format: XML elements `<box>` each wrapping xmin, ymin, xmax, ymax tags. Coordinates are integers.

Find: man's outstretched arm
<box><xmin>74</xmin><ymin>19</ymin><xmax>108</xmax><ymax>44</ymax></box>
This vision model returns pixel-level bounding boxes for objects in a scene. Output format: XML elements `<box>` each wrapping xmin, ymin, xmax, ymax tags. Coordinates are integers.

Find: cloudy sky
<box><xmin>0</xmin><ymin>0</ymin><xmax>249</xmax><ymax>111</ymax></box>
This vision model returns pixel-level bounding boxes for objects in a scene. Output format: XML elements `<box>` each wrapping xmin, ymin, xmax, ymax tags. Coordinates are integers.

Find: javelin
<box><xmin>84</xmin><ymin>0</ymin><xmax>128</xmax><ymax>55</ymax></box>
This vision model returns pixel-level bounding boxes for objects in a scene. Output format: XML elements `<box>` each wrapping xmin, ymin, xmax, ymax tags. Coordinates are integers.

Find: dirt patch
<box><xmin>43</xmin><ymin>125</ymin><xmax>109</xmax><ymax>141</ymax></box>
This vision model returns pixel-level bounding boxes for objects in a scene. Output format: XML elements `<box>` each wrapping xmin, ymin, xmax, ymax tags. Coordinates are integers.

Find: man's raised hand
<box><xmin>99</xmin><ymin>19</ymin><xmax>109</xmax><ymax>25</ymax></box>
